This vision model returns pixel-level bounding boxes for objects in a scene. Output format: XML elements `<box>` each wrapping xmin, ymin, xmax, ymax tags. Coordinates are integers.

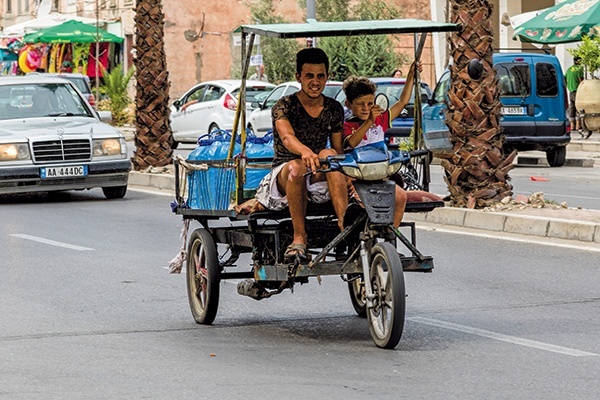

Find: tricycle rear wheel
<box><xmin>367</xmin><ymin>242</ymin><xmax>406</xmax><ymax>349</ymax></box>
<box><xmin>348</xmin><ymin>276</ymin><xmax>367</xmax><ymax>318</ymax></box>
<box><xmin>186</xmin><ymin>228</ymin><xmax>220</xmax><ymax>324</ymax></box>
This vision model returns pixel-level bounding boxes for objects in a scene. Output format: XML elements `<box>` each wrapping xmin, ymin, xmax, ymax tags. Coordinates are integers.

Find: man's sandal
<box><xmin>284</xmin><ymin>243</ymin><xmax>310</xmax><ymax>263</ymax></box>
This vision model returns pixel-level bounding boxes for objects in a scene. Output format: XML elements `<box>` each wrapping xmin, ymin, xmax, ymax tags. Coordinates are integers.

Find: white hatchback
<box><xmin>247</xmin><ymin>81</ymin><xmax>342</xmax><ymax>137</ymax></box>
<box><xmin>169</xmin><ymin>80</ymin><xmax>275</xmax><ymax>148</ymax></box>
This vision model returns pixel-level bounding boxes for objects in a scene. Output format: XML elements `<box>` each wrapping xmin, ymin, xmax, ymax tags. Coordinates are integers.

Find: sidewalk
<box><xmin>124</xmin><ymin>129</ymin><xmax>600</xmax><ymax>244</ymax></box>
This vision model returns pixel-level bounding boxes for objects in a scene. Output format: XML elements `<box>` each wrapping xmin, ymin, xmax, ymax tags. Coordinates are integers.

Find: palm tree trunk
<box><xmin>442</xmin><ymin>0</ymin><xmax>516</xmax><ymax>208</ymax></box>
<box><xmin>132</xmin><ymin>0</ymin><xmax>173</xmax><ymax>170</ymax></box>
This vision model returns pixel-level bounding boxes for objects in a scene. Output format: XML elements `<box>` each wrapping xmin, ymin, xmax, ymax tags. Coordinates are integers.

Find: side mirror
<box><xmin>467</xmin><ymin>59</ymin><xmax>484</xmax><ymax>80</ymax></box>
<box><xmin>251</xmin><ymin>101</ymin><xmax>260</xmax><ymax>109</ymax></box>
<box><xmin>173</xmin><ymin>99</ymin><xmax>181</xmax><ymax>110</ymax></box>
<box><xmin>374</xmin><ymin>93</ymin><xmax>389</xmax><ymax>111</ymax></box>
<box><xmin>420</xmin><ymin>93</ymin><xmax>429</xmax><ymax>104</ymax></box>
<box><xmin>97</xmin><ymin>110</ymin><xmax>113</xmax><ymax>123</ymax></box>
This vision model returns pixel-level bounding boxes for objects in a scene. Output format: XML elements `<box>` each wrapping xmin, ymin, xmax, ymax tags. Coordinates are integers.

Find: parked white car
<box><xmin>247</xmin><ymin>81</ymin><xmax>342</xmax><ymax>137</ymax></box>
<box><xmin>0</xmin><ymin>75</ymin><xmax>130</xmax><ymax>199</ymax></box>
<box><xmin>169</xmin><ymin>80</ymin><xmax>275</xmax><ymax>148</ymax></box>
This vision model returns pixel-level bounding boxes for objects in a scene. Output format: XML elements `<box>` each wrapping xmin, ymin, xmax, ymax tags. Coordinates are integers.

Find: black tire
<box><xmin>102</xmin><ymin>185</ymin><xmax>127</xmax><ymax>199</ymax></box>
<box><xmin>171</xmin><ymin>139</ymin><xmax>179</xmax><ymax>150</ymax></box>
<box><xmin>208</xmin><ymin>123</ymin><xmax>220</xmax><ymax>133</ymax></box>
<box><xmin>247</xmin><ymin>124</ymin><xmax>257</xmax><ymax>137</ymax></box>
<box><xmin>546</xmin><ymin>146</ymin><xmax>566</xmax><ymax>167</ymax></box>
<box><xmin>367</xmin><ymin>242</ymin><xmax>406</xmax><ymax>349</ymax></box>
<box><xmin>348</xmin><ymin>276</ymin><xmax>367</xmax><ymax>318</ymax></box>
<box><xmin>186</xmin><ymin>228</ymin><xmax>220</xmax><ymax>324</ymax></box>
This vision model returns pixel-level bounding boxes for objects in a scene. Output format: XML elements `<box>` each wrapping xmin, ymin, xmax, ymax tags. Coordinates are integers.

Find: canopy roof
<box><xmin>23</xmin><ymin>20</ymin><xmax>123</xmax><ymax>44</ymax></box>
<box><xmin>236</xmin><ymin>19</ymin><xmax>459</xmax><ymax>39</ymax></box>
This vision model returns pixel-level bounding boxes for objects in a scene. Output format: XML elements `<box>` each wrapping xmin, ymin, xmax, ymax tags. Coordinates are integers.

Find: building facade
<box><xmin>2</xmin><ymin>0</ymin><xmax>575</xmax><ymax>98</ymax></box>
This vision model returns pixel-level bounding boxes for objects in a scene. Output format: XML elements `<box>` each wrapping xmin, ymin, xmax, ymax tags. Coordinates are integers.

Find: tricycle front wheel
<box><xmin>186</xmin><ymin>228</ymin><xmax>220</xmax><ymax>324</ymax></box>
<box><xmin>367</xmin><ymin>242</ymin><xmax>406</xmax><ymax>349</ymax></box>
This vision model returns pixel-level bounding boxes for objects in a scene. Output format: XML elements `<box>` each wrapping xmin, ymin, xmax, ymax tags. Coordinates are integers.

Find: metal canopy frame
<box><xmin>229</xmin><ymin>19</ymin><xmax>460</xmax><ymax>203</ymax></box>
<box><xmin>236</xmin><ymin>19</ymin><xmax>459</xmax><ymax>38</ymax></box>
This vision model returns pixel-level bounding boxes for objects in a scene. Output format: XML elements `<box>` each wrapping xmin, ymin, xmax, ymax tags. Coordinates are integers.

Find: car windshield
<box><xmin>60</xmin><ymin>76</ymin><xmax>90</xmax><ymax>94</ymax></box>
<box><xmin>323</xmin><ymin>85</ymin><xmax>342</xmax><ymax>98</ymax></box>
<box><xmin>0</xmin><ymin>83</ymin><xmax>93</xmax><ymax>120</ymax></box>
<box><xmin>375</xmin><ymin>83</ymin><xmax>428</xmax><ymax>104</ymax></box>
<box><xmin>232</xmin><ymin>86</ymin><xmax>275</xmax><ymax>103</ymax></box>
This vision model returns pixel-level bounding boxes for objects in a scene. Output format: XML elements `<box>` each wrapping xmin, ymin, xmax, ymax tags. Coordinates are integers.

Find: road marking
<box><xmin>417</xmin><ymin>224</ymin><xmax>600</xmax><ymax>253</ymax></box>
<box><xmin>11</xmin><ymin>234</ymin><xmax>94</xmax><ymax>251</ymax></box>
<box><xmin>409</xmin><ymin>317</ymin><xmax>598</xmax><ymax>357</ymax></box>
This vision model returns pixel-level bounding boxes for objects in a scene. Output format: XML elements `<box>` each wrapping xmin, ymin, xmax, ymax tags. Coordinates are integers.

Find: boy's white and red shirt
<box><xmin>342</xmin><ymin>110</ymin><xmax>391</xmax><ymax>149</ymax></box>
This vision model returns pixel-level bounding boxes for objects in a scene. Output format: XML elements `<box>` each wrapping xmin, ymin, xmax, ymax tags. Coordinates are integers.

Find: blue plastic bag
<box><xmin>186</xmin><ymin>130</ymin><xmax>274</xmax><ymax>209</ymax></box>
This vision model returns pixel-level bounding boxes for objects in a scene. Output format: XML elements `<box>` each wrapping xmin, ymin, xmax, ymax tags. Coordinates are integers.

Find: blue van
<box><xmin>423</xmin><ymin>53</ymin><xmax>570</xmax><ymax>167</ymax></box>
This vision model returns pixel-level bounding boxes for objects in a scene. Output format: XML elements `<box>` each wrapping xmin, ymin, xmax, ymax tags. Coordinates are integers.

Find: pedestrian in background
<box><xmin>566</xmin><ymin>56</ymin><xmax>584</xmax><ymax>133</ymax></box>
<box><xmin>250</xmin><ymin>64</ymin><xmax>269</xmax><ymax>82</ymax></box>
<box><xmin>391</xmin><ymin>69</ymin><xmax>403</xmax><ymax>78</ymax></box>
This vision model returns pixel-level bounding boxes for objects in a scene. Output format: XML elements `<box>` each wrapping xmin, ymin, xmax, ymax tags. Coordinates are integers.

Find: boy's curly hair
<box><xmin>342</xmin><ymin>76</ymin><xmax>376</xmax><ymax>104</ymax></box>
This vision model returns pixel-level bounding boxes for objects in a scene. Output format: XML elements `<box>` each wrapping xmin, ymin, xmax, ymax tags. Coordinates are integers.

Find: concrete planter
<box><xmin>576</xmin><ymin>79</ymin><xmax>600</xmax><ymax>132</ymax></box>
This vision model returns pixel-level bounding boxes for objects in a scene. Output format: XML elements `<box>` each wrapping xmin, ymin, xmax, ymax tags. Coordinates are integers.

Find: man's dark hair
<box><xmin>296</xmin><ymin>47</ymin><xmax>329</xmax><ymax>75</ymax></box>
<box><xmin>574</xmin><ymin>56</ymin><xmax>582</xmax><ymax>64</ymax></box>
<box><xmin>342</xmin><ymin>76</ymin><xmax>376</xmax><ymax>104</ymax></box>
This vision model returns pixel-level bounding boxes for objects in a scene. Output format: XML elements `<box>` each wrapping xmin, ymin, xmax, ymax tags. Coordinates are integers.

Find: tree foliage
<box><xmin>243</xmin><ymin>0</ymin><xmax>301</xmax><ymax>84</ymax></box>
<box><xmin>100</xmin><ymin>64</ymin><xmax>135</xmax><ymax>126</ymax></box>
<box><xmin>568</xmin><ymin>36</ymin><xmax>600</xmax><ymax>78</ymax></box>
<box><xmin>244</xmin><ymin>0</ymin><xmax>407</xmax><ymax>83</ymax></box>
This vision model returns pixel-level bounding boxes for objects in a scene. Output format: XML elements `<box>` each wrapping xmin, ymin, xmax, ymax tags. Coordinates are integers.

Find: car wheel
<box><xmin>247</xmin><ymin>124</ymin><xmax>256</xmax><ymax>136</ymax></box>
<box><xmin>102</xmin><ymin>185</ymin><xmax>127</xmax><ymax>199</ymax></box>
<box><xmin>546</xmin><ymin>146</ymin><xmax>566</xmax><ymax>167</ymax></box>
<box><xmin>209</xmin><ymin>123</ymin><xmax>220</xmax><ymax>133</ymax></box>
<box><xmin>171</xmin><ymin>139</ymin><xmax>179</xmax><ymax>149</ymax></box>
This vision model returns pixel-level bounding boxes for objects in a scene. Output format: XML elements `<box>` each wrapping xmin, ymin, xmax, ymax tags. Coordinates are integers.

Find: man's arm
<box><xmin>181</xmin><ymin>99</ymin><xmax>198</xmax><ymax>112</ymax></box>
<box><xmin>331</xmin><ymin>131</ymin><xmax>344</xmax><ymax>154</ymax></box>
<box><xmin>276</xmin><ymin>118</ymin><xmax>321</xmax><ymax>172</ymax></box>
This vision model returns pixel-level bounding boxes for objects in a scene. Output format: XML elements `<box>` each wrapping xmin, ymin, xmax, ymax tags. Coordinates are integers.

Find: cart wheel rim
<box><xmin>192</xmin><ymin>243</ymin><xmax>208</xmax><ymax>310</ymax></box>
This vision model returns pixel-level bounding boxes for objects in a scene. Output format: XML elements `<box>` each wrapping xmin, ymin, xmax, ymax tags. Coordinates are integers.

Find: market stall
<box><xmin>1</xmin><ymin>20</ymin><xmax>123</xmax><ymax>78</ymax></box>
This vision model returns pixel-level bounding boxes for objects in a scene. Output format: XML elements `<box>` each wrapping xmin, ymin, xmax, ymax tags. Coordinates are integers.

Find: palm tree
<box><xmin>442</xmin><ymin>0</ymin><xmax>516</xmax><ymax>208</ymax></box>
<box><xmin>131</xmin><ymin>0</ymin><xmax>173</xmax><ymax>170</ymax></box>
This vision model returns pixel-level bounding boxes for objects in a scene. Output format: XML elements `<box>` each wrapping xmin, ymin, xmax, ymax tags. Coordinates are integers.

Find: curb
<box><xmin>129</xmin><ymin>170</ymin><xmax>600</xmax><ymax>244</ymax></box>
<box><xmin>129</xmin><ymin>171</ymin><xmax>175</xmax><ymax>191</ymax></box>
<box><xmin>516</xmin><ymin>156</ymin><xmax>596</xmax><ymax>167</ymax></box>
<box><xmin>405</xmin><ymin>207</ymin><xmax>600</xmax><ymax>243</ymax></box>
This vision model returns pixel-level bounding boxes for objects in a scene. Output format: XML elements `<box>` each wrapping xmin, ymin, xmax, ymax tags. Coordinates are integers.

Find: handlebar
<box><xmin>408</xmin><ymin>149</ymin><xmax>429</xmax><ymax>158</ymax></box>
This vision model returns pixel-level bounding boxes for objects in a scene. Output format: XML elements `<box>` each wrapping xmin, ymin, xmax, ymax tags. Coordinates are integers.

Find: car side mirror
<box><xmin>97</xmin><ymin>110</ymin><xmax>113</xmax><ymax>123</ymax></box>
<box><xmin>468</xmin><ymin>59</ymin><xmax>484</xmax><ymax>80</ymax></box>
<box><xmin>173</xmin><ymin>99</ymin><xmax>181</xmax><ymax>110</ymax></box>
<box><xmin>251</xmin><ymin>101</ymin><xmax>260</xmax><ymax>109</ymax></box>
<box><xmin>420</xmin><ymin>93</ymin><xmax>429</xmax><ymax>104</ymax></box>
<box><xmin>374</xmin><ymin>93</ymin><xmax>389</xmax><ymax>111</ymax></box>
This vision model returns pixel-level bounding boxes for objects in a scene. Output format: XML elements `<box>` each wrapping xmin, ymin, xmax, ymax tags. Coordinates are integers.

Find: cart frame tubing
<box><xmin>230</xmin><ymin>19</ymin><xmax>460</xmax><ymax>207</ymax></box>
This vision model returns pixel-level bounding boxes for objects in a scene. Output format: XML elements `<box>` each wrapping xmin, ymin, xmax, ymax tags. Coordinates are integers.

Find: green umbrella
<box><xmin>513</xmin><ymin>0</ymin><xmax>600</xmax><ymax>44</ymax></box>
<box><xmin>23</xmin><ymin>20</ymin><xmax>123</xmax><ymax>44</ymax></box>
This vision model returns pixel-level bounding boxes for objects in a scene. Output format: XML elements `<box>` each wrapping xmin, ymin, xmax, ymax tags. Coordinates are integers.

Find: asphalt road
<box><xmin>1</xmin><ymin>188</ymin><xmax>599</xmax><ymax>399</ymax></box>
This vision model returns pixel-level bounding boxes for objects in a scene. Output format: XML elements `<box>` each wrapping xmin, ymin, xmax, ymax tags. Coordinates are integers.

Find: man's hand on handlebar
<box><xmin>301</xmin><ymin>149</ymin><xmax>321</xmax><ymax>174</ymax></box>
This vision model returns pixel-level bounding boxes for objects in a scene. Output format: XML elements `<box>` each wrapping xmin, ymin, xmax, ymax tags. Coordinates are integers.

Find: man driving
<box><xmin>255</xmin><ymin>48</ymin><xmax>348</xmax><ymax>262</ymax></box>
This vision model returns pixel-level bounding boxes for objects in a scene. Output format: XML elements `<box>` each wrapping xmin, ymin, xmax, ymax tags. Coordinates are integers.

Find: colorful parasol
<box><xmin>513</xmin><ymin>0</ymin><xmax>600</xmax><ymax>44</ymax></box>
<box><xmin>22</xmin><ymin>20</ymin><xmax>123</xmax><ymax>44</ymax></box>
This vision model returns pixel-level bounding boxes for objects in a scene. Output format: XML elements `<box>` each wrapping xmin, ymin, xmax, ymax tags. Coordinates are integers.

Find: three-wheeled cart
<box><xmin>172</xmin><ymin>19</ymin><xmax>459</xmax><ymax>349</ymax></box>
